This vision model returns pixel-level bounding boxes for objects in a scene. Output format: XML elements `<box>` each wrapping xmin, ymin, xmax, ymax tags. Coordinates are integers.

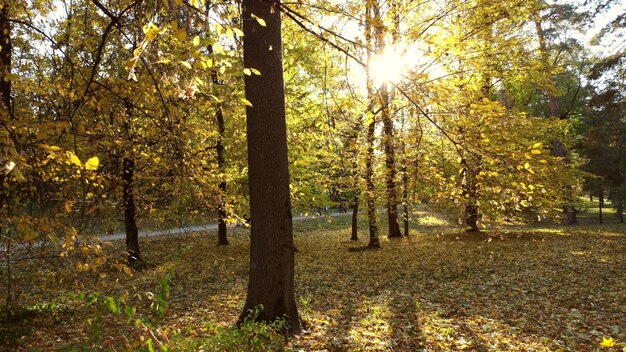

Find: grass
<box><xmin>1</xmin><ymin>208</ymin><xmax>625</xmax><ymax>351</ymax></box>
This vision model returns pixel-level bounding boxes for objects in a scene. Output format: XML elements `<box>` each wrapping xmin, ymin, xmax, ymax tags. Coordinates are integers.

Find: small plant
<box><xmin>172</xmin><ymin>306</ymin><xmax>288</xmax><ymax>352</ymax></box>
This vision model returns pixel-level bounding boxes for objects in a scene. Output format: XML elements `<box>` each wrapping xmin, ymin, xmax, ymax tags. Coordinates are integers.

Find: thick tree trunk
<box><xmin>239</xmin><ymin>0</ymin><xmax>301</xmax><ymax>333</ymax></box>
<box><xmin>616</xmin><ymin>199</ymin><xmax>624</xmax><ymax>223</ymax></box>
<box><xmin>122</xmin><ymin>156</ymin><xmax>140</xmax><ymax>262</ymax></box>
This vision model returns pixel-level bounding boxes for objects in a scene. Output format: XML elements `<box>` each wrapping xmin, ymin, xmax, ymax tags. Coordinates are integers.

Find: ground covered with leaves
<box><xmin>1</xmin><ymin>209</ymin><xmax>625</xmax><ymax>351</ymax></box>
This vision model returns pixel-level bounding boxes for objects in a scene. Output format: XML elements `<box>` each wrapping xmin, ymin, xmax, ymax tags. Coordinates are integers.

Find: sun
<box><xmin>368</xmin><ymin>46</ymin><xmax>408</xmax><ymax>87</ymax></box>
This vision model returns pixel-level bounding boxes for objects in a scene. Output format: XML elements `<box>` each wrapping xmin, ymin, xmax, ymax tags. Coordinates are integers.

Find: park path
<box><xmin>99</xmin><ymin>211</ymin><xmax>351</xmax><ymax>242</ymax></box>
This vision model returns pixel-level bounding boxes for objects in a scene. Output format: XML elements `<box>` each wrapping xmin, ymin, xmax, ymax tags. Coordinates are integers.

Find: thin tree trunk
<box><xmin>1</xmin><ymin>5</ymin><xmax>13</xmax><ymax>318</ymax></box>
<box><xmin>365</xmin><ymin>115</ymin><xmax>380</xmax><ymax>248</ymax></box>
<box><xmin>216</xmin><ymin>107</ymin><xmax>228</xmax><ymax>245</ymax></box>
<box><xmin>364</xmin><ymin>0</ymin><xmax>379</xmax><ymax>249</ymax></box>
<box><xmin>348</xmin><ymin>116</ymin><xmax>362</xmax><ymax>241</ymax></box>
<box><xmin>402</xmin><ymin>163</ymin><xmax>409</xmax><ymax>237</ymax></box>
<box><xmin>534</xmin><ymin>16</ymin><xmax>577</xmax><ymax>225</ymax></box>
<box><xmin>351</xmin><ymin>198</ymin><xmax>359</xmax><ymax>241</ymax></box>
<box><xmin>381</xmin><ymin>91</ymin><xmax>402</xmax><ymax>238</ymax></box>
<box><xmin>598</xmin><ymin>186</ymin><xmax>604</xmax><ymax>224</ymax></box>
<box><xmin>371</xmin><ymin>0</ymin><xmax>401</xmax><ymax>238</ymax></box>
<box><xmin>0</xmin><ymin>5</ymin><xmax>12</xmax><ymax>117</ymax></box>
<box><xmin>463</xmin><ymin>166</ymin><xmax>480</xmax><ymax>232</ymax></box>
<box><xmin>206</xmin><ymin>14</ymin><xmax>228</xmax><ymax>245</ymax></box>
<box><xmin>616</xmin><ymin>199</ymin><xmax>624</xmax><ymax>223</ymax></box>
<box><xmin>239</xmin><ymin>0</ymin><xmax>301</xmax><ymax>333</ymax></box>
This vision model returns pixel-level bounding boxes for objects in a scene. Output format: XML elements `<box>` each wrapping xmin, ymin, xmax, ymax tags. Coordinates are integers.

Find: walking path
<box><xmin>99</xmin><ymin>211</ymin><xmax>351</xmax><ymax>242</ymax></box>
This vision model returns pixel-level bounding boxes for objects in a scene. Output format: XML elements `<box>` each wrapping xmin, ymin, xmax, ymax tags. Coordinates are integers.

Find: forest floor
<box><xmin>1</xmin><ymin>206</ymin><xmax>625</xmax><ymax>351</ymax></box>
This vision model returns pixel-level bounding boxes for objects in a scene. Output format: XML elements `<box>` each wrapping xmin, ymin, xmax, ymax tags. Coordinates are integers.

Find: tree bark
<box><xmin>365</xmin><ymin>116</ymin><xmax>380</xmax><ymax>248</ymax></box>
<box><xmin>205</xmin><ymin>12</ymin><xmax>229</xmax><ymax>245</ymax></box>
<box><xmin>598</xmin><ymin>186</ymin><xmax>604</xmax><ymax>224</ymax></box>
<box><xmin>216</xmin><ymin>106</ymin><xmax>228</xmax><ymax>246</ymax></box>
<box><xmin>534</xmin><ymin>16</ymin><xmax>577</xmax><ymax>225</ymax></box>
<box><xmin>381</xmin><ymin>87</ymin><xmax>402</xmax><ymax>238</ymax></box>
<box><xmin>239</xmin><ymin>0</ymin><xmax>301</xmax><ymax>333</ymax></box>
<box><xmin>402</xmin><ymin>163</ymin><xmax>409</xmax><ymax>237</ymax></box>
<box><xmin>364</xmin><ymin>0</ymin><xmax>379</xmax><ymax>249</ymax></box>
<box><xmin>0</xmin><ymin>5</ymin><xmax>11</xmax><ymax>117</ymax></box>
<box><xmin>122</xmin><ymin>155</ymin><xmax>140</xmax><ymax>262</ymax></box>
<box><xmin>463</xmin><ymin>165</ymin><xmax>480</xmax><ymax>232</ymax></box>
<box><xmin>616</xmin><ymin>199</ymin><xmax>624</xmax><ymax>223</ymax></box>
<box><xmin>351</xmin><ymin>197</ymin><xmax>359</xmax><ymax>241</ymax></box>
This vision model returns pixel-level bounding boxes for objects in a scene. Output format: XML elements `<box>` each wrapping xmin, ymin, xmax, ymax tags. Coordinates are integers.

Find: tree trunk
<box><xmin>598</xmin><ymin>186</ymin><xmax>604</xmax><ymax>224</ymax></box>
<box><xmin>206</xmin><ymin>20</ymin><xmax>228</xmax><ymax>246</ymax></box>
<box><xmin>351</xmin><ymin>197</ymin><xmax>359</xmax><ymax>241</ymax></box>
<box><xmin>463</xmin><ymin>163</ymin><xmax>480</xmax><ymax>233</ymax></box>
<box><xmin>402</xmin><ymin>163</ymin><xmax>409</xmax><ymax>237</ymax></box>
<box><xmin>616</xmin><ymin>199</ymin><xmax>624</xmax><ymax>223</ymax></box>
<box><xmin>213</xmin><ymin>75</ymin><xmax>227</xmax><ymax>246</ymax></box>
<box><xmin>363</xmin><ymin>0</ymin><xmax>380</xmax><ymax>249</ymax></box>
<box><xmin>348</xmin><ymin>116</ymin><xmax>362</xmax><ymax>242</ymax></box>
<box><xmin>239</xmin><ymin>0</ymin><xmax>301</xmax><ymax>333</ymax></box>
<box><xmin>465</xmin><ymin>184</ymin><xmax>479</xmax><ymax>232</ymax></box>
<box><xmin>122</xmin><ymin>155</ymin><xmax>140</xmax><ymax>262</ymax></box>
<box><xmin>534</xmin><ymin>16</ymin><xmax>577</xmax><ymax>225</ymax></box>
<box><xmin>381</xmin><ymin>89</ymin><xmax>402</xmax><ymax>238</ymax></box>
<box><xmin>216</xmin><ymin>108</ymin><xmax>228</xmax><ymax>246</ymax></box>
<box><xmin>365</xmin><ymin>115</ymin><xmax>380</xmax><ymax>248</ymax></box>
<box><xmin>0</xmin><ymin>5</ymin><xmax>11</xmax><ymax>117</ymax></box>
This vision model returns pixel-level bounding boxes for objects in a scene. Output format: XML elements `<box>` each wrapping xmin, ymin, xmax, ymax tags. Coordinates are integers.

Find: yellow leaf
<box><xmin>233</xmin><ymin>28</ymin><xmax>244</xmax><ymax>37</ymax></box>
<box><xmin>531</xmin><ymin>149</ymin><xmax>541</xmax><ymax>154</ymax></box>
<box><xmin>180</xmin><ymin>61</ymin><xmax>192</xmax><ymax>69</ymax></box>
<box><xmin>192</xmin><ymin>35</ymin><xmax>200</xmax><ymax>47</ymax></box>
<box><xmin>213</xmin><ymin>42</ymin><xmax>225</xmax><ymax>55</ymax></box>
<box><xmin>66</xmin><ymin>151</ymin><xmax>81</xmax><ymax>166</ymax></box>
<box><xmin>533</xmin><ymin>142</ymin><xmax>542</xmax><ymax>149</ymax></box>
<box><xmin>85</xmin><ymin>156</ymin><xmax>99</xmax><ymax>171</ymax></box>
<box><xmin>524</xmin><ymin>162</ymin><xmax>530</xmax><ymax>169</ymax></box>
<box><xmin>251</xmin><ymin>13</ymin><xmax>266</xmax><ymax>27</ymax></box>
<box><xmin>174</xmin><ymin>28</ymin><xmax>187</xmax><ymax>41</ymax></box>
<box><xmin>600</xmin><ymin>337</ymin><xmax>615</xmax><ymax>348</ymax></box>
<box><xmin>143</xmin><ymin>22</ymin><xmax>160</xmax><ymax>41</ymax></box>
<box><xmin>243</xmin><ymin>68</ymin><xmax>252</xmax><ymax>76</ymax></box>
<box><xmin>225</xmin><ymin>28</ymin><xmax>234</xmax><ymax>39</ymax></box>
<box><xmin>241</xmin><ymin>98</ymin><xmax>253</xmax><ymax>107</ymax></box>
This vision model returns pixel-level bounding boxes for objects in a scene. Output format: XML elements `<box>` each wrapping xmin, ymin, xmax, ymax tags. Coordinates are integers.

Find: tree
<box><xmin>239</xmin><ymin>0</ymin><xmax>301</xmax><ymax>333</ymax></box>
<box><xmin>364</xmin><ymin>0</ymin><xmax>380</xmax><ymax>248</ymax></box>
